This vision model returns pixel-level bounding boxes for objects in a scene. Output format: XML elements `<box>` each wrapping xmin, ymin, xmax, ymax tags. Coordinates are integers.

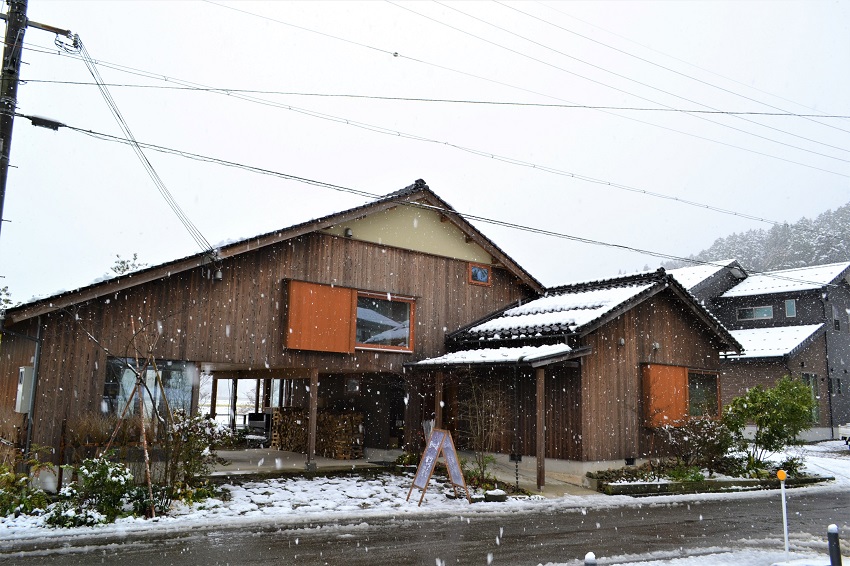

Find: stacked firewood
<box><xmin>270</xmin><ymin>408</ymin><xmax>308</xmax><ymax>452</ymax></box>
<box><xmin>316</xmin><ymin>412</ymin><xmax>364</xmax><ymax>460</ymax></box>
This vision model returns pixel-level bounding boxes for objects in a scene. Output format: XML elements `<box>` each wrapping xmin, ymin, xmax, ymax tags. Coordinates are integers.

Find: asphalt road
<box><xmin>2</xmin><ymin>487</ymin><xmax>848</xmax><ymax>565</ymax></box>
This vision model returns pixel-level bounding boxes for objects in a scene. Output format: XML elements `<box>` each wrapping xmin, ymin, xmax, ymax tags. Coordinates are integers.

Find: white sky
<box><xmin>2</xmin><ymin>1</ymin><xmax>848</xmax><ymax>302</ymax></box>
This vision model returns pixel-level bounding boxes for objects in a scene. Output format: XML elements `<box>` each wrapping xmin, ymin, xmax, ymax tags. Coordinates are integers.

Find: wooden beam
<box><xmin>434</xmin><ymin>371</ymin><xmax>444</xmax><ymax>428</ymax></box>
<box><xmin>263</xmin><ymin>378</ymin><xmax>272</xmax><ymax>410</ymax></box>
<box><xmin>536</xmin><ymin>367</ymin><xmax>545</xmax><ymax>491</ymax></box>
<box><xmin>254</xmin><ymin>378</ymin><xmax>261</xmax><ymax>413</ymax></box>
<box><xmin>306</xmin><ymin>369</ymin><xmax>319</xmax><ymax>470</ymax></box>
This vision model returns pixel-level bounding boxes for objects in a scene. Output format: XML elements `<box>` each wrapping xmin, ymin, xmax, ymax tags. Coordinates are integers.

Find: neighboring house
<box><xmin>0</xmin><ymin>180</ymin><xmax>542</xmax><ymax>465</ymax></box>
<box><xmin>667</xmin><ymin>259</ymin><xmax>747</xmax><ymax>303</ymax></box>
<box><xmin>411</xmin><ymin>269</ymin><xmax>741</xmax><ymax>488</ymax></box>
<box><xmin>707</xmin><ymin>262</ymin><xmax>850</xmax><ymax>439</ymax></box>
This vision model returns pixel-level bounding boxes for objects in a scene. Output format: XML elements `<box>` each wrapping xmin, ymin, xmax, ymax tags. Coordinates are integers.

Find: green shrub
<box><xmin>668</xmin><ymin>465</ymin><xmax>705</xmax><ymax>483</ymax></box>
<box><xmin>165</xmin><ymin>410</ymin><xmax>232</xmax><ymax>490</ymax></box>
<box><xmin>0</xmin><ymin>447</ymin><xmax>53</xmax><ymax>517</ymax></box>
<box><xmin>45</xmin><ymin>455</ymin><xmax>135</xmax><ymax>527</ymax></box>
<box><xmin>653</xmin><ymin>417</ymin><xmax>734</xmax><ymax>474</ymax></box>
<box><xmin>723</xmin><ymin>376</ymin><xmax>816</xmax><ymax>469</ymax></box>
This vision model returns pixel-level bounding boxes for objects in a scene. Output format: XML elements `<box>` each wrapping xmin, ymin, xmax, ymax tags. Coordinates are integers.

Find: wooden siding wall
<box><xmin>721</xmin><ymin>335</ymin><xmax>831</xmax><ymax>428</ymax></box>
<box><xmin>444</xmin><ymin>366</ymin><xmax>582</xmax><ymax>461</ymax></box>
<box><xmin>0</xmin><ymin>232</ymin><xmax>533</xmax><ymax>455</ymax></box>
<box><xmin>580</xmin><ymin>289</ymin><xmax>725</xmax><ymax>462</ymax></box>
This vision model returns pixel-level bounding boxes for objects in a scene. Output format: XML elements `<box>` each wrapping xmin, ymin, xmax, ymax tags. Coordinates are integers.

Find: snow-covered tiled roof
<box><xmin>667</xmin><ymin>259</ymin><xmax>738</xmax><ymax>290</ymax></box>
<box><xmin>467</xmin><ymin>281</ymin><xmax>655</xmax><ymax>338</ymax></box>
<box><xmin>721</xmin><ymin>262</ymin><xmax>850</xmax><ymax>298</ymax></box>
<box><xmin>723</xmin><ymin>324</ymin><xmax>824</xmax><ymax>359</ymax></box>
<box><xmin>415</xmin><ymin>343</ymin><xmax>573</xmax><ymax>366</ymax></box>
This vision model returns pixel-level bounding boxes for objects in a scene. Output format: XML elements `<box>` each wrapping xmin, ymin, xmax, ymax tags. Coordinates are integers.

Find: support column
<box><xmin>434</xmin><ymin>371</ymin><xmax>444</xmax><ymax>428</ymax></box>
<box><xmin>306</xmin><ymin>369</ymin><xmax>319</xmax><ymax>471</ymax></box>
<box><xmin>230</xmin><ymin>379</ymin><xmax>238</xmax><ymax>432</ymax></box>
<box><xmin>263</xmin><ymin>378</ymin><xmax>272</xmax><ymax>410</ymax></box>
<box><xmin>536</xmin><ymin>367</ymin><xmax>545</xmax><ymax>491</ymax></box>
<box><xmin>254</xmin><ymin>378</ymin><xmax>261</xmax><ymax>413</ymax></box>
<box><xmin>209</xmin><ymin>376</ymin><xmax>218</xmax><ymax>418</ymax></box>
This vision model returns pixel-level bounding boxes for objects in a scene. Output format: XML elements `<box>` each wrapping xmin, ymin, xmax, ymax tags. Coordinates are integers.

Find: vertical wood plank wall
<box><xmin>0</xmin><ymin>232</ymin><xmax>534</xmax><ymax>455</ymax></box>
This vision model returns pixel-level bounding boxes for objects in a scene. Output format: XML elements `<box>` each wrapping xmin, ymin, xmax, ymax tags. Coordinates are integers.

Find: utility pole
<box><xmin>0</xmin><ymin>0</ymin><xmax>72</xmax><ymax>245</ymax></box>
<box><xmin>0</xmin><ymin>0</ymin><xmax>27</xmax><ymax>244</ymax></box>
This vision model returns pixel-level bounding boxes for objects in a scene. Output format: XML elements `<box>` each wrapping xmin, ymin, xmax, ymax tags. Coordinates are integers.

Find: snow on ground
<box><xmin>2</xmin><ymin>441</ymin><xmax>849</xmax><ymax>566</ymax></box>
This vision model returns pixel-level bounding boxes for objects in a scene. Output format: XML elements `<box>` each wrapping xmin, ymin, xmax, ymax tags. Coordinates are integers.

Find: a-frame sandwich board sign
<box><xmin>406</xmin><ymin>428</ymin><xmax>471</xmax><ymax>506</ymax></box>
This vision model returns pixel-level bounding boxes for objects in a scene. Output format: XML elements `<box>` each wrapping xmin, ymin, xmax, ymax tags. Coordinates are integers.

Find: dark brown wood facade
<box><xmin>435</xmin><ymin>287</ymin><xmax>730</xmax><ymax>467</ymax></box>
<box><xmin>0</xmin><ymin>231</ymin><xmax>535</xmax><ymax>460</ymax></box>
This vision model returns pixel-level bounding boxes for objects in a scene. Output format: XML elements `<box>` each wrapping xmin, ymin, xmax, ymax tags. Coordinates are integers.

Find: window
<box><xmin>468</xmin><ymin>262</ymin><xmax>492</xmax><ymax>287</ymax></box>
<box><xmin>103</xmin><ymin>357</ymin><xmax>196</xmax><ymax>417</ymax></box>
<box><xmin>286</xmin><ymin>280</ymin><xmax>415</xmax><ymax>353</ymax></box>
<box><xmin>688</xmin><ymin>372</ymin><xmax>719</xmax><ymax>417</ymax></box>
<box><xmin>831</xmin><ymin>377</ymin><xmax>842</xmax><ymax>396</ymax></box>
<box><xmin>737</xmin><ymin>305</ymin><xmax>773</xmax><ymax>321</ymax></box>
<box><xmin>642</xmin><ymin>365</ymin><xmax>719</xmax><ymax>426</ymax></box>
<box><xmin>356</xmin><ymin>292</ymin><xmax>413</xmax><ymax>350</ymax></box>
<box><xmin>802</xmin><ymin>373</ymin><xmax>820</xmax><ymax>423</ymax></box>
<box><xmin>833</xmin><ymin>305</ymin><xmax>841</xmax><ymax>331</ymax></box>
<box><xmin>785</xmin><ymin>299</ymin><xmax>796</xmax><ymax>318</ymax></box>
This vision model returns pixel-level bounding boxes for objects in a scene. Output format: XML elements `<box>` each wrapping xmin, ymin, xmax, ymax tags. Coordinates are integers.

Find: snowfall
<box><xmin>2</xmin><ymin>442</ymin><xmax>849</xmax><ymax>566</ymax></box>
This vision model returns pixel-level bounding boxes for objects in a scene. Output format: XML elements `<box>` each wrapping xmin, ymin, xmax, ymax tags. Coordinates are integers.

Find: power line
<box><xmin>21</xmin><ymin>79</ymin><xmax>850</xmax><ymax>119</ymax></box>
<box><xmin>198</xmin><ymin>1</ymin><xmax>850</xmax><ymax>176</ymax></box>
<box><xmin>59</xmin><ymin>37</ymin><xmax>215</xmax><ymax>259</ymax></box>
<box><xmin>402</xmin><ymin>1</ymin><xmax>849</xmax><ymax>160</ymax></box>
<box><xmin>51</xmin><ymin>121</ymin><xmax>844</xmax><ymax>290</ymax></box>
<box><xmin>532</xmin><ymin>0</ymin><xmax>850</xmax><ymax>137</ymax></box>
<box><xmin>18</xmin><ymin>40</ymin><xmax>850</xmax><ymax>234</ymax></box>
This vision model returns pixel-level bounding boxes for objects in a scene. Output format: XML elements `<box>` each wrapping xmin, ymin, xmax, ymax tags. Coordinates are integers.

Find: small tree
<box><xmin>723</xmin><ymin>376</ymin><xmax>816</xmax><ymax>468</ymax></box>
<box><xmin>457</xmin><ymin>377</ymin><xmax>509</xmax><ymax>485</ymax></box>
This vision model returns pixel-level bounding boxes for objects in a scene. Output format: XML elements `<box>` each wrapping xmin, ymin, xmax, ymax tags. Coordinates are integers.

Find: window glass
<box><xmin>737</xmin><ymin>306</ymin><xmax>773</xmax><ymax>321</ymax></box>
<box><xmin>356</xmin><ymin>294</ymin><xmax>413</xmax><ymax>350</ymax></box>
<box><xmin>785</xmin><ymin>299</ymin><xmax>796</xmax><ymax>318</ymax></box>
<box><xmin>104</xmin><ymin>358</ymin><xmax>195</xmax><ymax>417</ymax></box>
<box><xmin>833</xmin><ymin>305</ymin><xmax>841</xmax><ymax>331</ymax></box>
<box><xmin>802</xmin><ymin>373</ymin><xmax>820</xmax><ymax>423</ymax></box>
<box><xmin>688</xmin><ymin>372</ymin><xmax>718</xmax><ymax>417</ymax></box>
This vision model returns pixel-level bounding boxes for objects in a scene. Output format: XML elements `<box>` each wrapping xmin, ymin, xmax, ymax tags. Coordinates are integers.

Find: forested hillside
<box><xmin>663</xmin><ymin>201</ymin><xmax>850</xmax><ymax>272</ymax></box>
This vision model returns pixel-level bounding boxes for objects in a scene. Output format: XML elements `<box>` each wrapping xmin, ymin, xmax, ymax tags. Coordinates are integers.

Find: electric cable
<box><xmin>16</xmin><ymin>79</ymin><xmax>850</xmax><ymax>118</ymax></box>
<box><xmin>53</xmin><ymin>120</ymin><xmax>844</xmax><ymax>289</ymax></box>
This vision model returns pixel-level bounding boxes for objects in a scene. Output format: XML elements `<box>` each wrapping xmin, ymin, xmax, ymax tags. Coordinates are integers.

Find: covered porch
<box><xmin>409</xmin><ymin>343</ymin><xmax>590</xmax><ymax>491</ymax></box>
<box><xmin>202</xmin><ymin>365</ymin><xmax>412</xmax><ymax>471</ymax></box>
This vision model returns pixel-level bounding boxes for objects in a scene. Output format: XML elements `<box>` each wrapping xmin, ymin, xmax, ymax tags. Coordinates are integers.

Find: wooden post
<box><xmin>306</xmin><ymin>369</ymin><xmax>319</xmax><ymax>471</ymax></box>
<box><xmin>254</xmin><ymin>378</ymin><xmax>261</xmax><ymax>412</ymax></box>
<box><xmin>209</xmin><ymin>376</ymin><xmax>218</xmax><ymax>418</ymax></box>
<box><xmin>435</xmin><ymin>371</ymin><xmax>444</xmax><ymax>428</ymax></box>
<box><xmin>230</xmin><ymin>378</ymin><xmax>238</xmax><ymax>432</ymax></box>
<box><xmin>263</xmin><ymin>378</ymin><xmax>272</xmax><ymax>410</ymax></box>
<box><xmin>536</xmin><ymin>367</ymin><xmax>545</xmax><ymax>491</ymax></box>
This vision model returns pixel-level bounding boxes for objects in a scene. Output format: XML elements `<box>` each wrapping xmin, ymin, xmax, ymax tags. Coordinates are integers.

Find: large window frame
<box><xmin>285</xmin><ymin>280</ymin><xmax>416</xmax><ymax>354</ymax></box>
<box><xmin>737</xmin><ymin>305</ymin><xmax>774</xmax><ymax>321</ymax></box>
<box><xmin>103</xmin><ymin>357</ymin><xmax>196</xmax><ymax>417</ymax></box>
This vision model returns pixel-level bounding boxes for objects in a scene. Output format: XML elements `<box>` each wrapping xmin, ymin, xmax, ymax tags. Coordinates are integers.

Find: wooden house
<box><xmin>0</xmin><ymin>180</ymin><xmax>541</xmax><ymax>466</ymax></box>
<box><xmin>411</xmin><ymin>269</ymin><xmax>741</xmax><ymax>488</ymax></box>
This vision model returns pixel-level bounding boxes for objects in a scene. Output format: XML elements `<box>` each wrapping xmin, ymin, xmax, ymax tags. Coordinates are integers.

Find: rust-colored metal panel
<box><xmin>642</xmin><ymin>364</ymin><xmax>687</xmax><ymax>427</ymax></box>
<box><xmin>286</xmin><ymin>280</ymin><xmax>355</xmax><ymax>353</ymax></box>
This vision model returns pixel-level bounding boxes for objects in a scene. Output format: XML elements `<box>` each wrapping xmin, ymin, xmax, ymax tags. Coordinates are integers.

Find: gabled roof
<box><xmin>722</xmin><ymin>324</ymin><xmax>825</xmax><ymax>360</ymax></box>
<box><xmin>667</xmin><ymin>259</ymin><xmax>743</xmax><ymax>291</ymax></box>
<box><xmin>720</xmin><ymin>262</ymin><xmax>850</xmax><ymax>298</ymax></box>
<box><xmin>451</xmin><ymin>269</ymin><xmax>740</xmax><ymax>351</ymax></box>
<box><xmin>5</xmin><ymin>180</ymin><xmax>543</xmax><ymax>324</ymax></box>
